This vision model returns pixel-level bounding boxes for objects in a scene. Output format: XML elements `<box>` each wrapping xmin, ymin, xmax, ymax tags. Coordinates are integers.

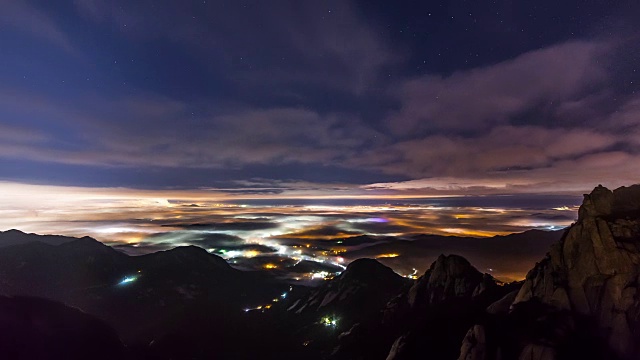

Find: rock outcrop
<box><xmin>514</xmin><ymin>184</ymin><xmax>640</xmax><ymax>358</ymax></box>
<box><xmin>408</xmin><ymin>254</ymin><xmax>486</xmax><ymax>307</ymax></box>
<box><xmin>382</xmin><ymin>254</ymin><xmax>503</xmax><ymax>327</ymax></box>
<box><xmin>459</xmin><ymin>184</ymin><xmax>640</xmax><ymax>360</ymax></box>
<box><xmin>328</xmin><ymin>253</ymin><xmax>516</xmax><ymax>360</ymax></box>
<box><xmin>382</xmin><ymin>255</ymin><xmax>511</xmax><ymax>360</ymax></box>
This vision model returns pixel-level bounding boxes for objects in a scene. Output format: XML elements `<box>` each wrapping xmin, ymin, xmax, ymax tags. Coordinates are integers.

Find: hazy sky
<box><xmin>0</xmin><ymin>0</ymin><xmax>639</xmax><ymax>196</ymax></box>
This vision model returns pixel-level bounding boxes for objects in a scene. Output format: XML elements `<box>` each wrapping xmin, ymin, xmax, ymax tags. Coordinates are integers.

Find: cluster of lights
<box><xmin>310</xmin><ymin>271</ymin><xmax>330</xmax><ymax>280</ymax></box>
<box><xmin>403</xmin><ymin>268</ymin><xmax>419</xmax><ymax>280</ymax></box>
<box><xmin>321</xmin><ymin>316</ymin><xmax>338</xmax><ymax>327</ymax></box>
<box><xmin>244</xmin><ymin>288</ymin><xmax>291</xmax><ymax>313</ymax></box>
<box><xmin>211</xmin><ymin>236</ymin><xmax>347</xmax><ymax>278</ymax></box>
<box><xmin>214</xmin><ymin>249</ymin><xmax>262</xmax><ymax>258</ymax></box>
<box><xmin>244</xmin><ymin>304</ymin><xmax>272</xmax><ymax>312</ymax></box>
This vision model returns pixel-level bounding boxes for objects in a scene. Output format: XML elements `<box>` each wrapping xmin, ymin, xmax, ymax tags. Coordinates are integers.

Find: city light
<box><xmin>118</xmin><ymin>275</ymin><xmax>138</xmax><ymax>285</ymax></box>
<box><xmin>321</xmin><ymin>316</ymin><xmax>339</xmax><ymax>327</ymax></box>
<box><xmin>311</xmin><ymin>271</ymin><xmax>330</xmax><ymax>280</ymax></box>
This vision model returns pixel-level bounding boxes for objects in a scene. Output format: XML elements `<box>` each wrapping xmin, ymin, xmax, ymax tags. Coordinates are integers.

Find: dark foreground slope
<box><xmin>0</xmin><ymin>231</ymin><xmax>287</xmax><ymax>358</ymax></box>
<box><xmin>0</xmin><ymin>295</ymin><xmax>129</xmax><ymax>360</ymax></box>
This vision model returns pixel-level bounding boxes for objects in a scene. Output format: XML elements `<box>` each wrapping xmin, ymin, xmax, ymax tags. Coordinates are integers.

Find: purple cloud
<box><xmin>387</xmin><ymin>41</ymin><xmax>608</xmax><ymax>134</ymax></box>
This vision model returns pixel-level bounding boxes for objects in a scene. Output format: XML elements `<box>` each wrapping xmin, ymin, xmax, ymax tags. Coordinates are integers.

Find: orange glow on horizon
<box><xmin>375</xmin><ymin>253</ymin><xmax>400</xmax><ymax>258</ymax></box>
<box><xmin>438</xmin><ymin>228</ymin><xmax>508</xmax><ymax>237</ymax></box>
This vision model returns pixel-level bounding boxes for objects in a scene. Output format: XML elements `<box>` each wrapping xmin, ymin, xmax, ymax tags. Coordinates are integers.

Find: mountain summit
<box><xmin>287</xmin><ymin>258</ymin><xmax>409</xmax><ymax>317</ymax></box>
<box><xmin>460</xmin><ymin>184</ymin><xmax>640</xmax><ymax>360</ymax></box>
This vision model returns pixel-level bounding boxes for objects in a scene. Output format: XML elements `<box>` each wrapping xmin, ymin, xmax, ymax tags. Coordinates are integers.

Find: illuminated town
<box><xmin>0</xmin><ymin>182</ymin><xmax>580</xmax><ymax>281</ymax></box>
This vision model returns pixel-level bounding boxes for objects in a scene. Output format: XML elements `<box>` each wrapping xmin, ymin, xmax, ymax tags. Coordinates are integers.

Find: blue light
<box><xmin>118</xmin><ymin>276</ymin><xmax>138</xmax><ymax>285</ymax></box>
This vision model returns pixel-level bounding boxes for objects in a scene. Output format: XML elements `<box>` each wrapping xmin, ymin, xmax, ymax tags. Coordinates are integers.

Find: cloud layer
<box><xmin>0</xmin><ymin>181</ymin><xmax>580</xmax><ymax>280</ymax></box>
<box><xmin>0</xmin><ymin>0</ymin><xmax>639</xmax><ymax>196</ymax></box>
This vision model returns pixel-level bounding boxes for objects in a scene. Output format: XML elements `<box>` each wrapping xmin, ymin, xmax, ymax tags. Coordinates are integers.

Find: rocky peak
<box><xmin>578</xmin><ymin>184</ymin><xmax>640</xmax><ymax>220</ymax></box>
<box><xmin>408</xmin><ymin>254</ymin><xmax>485</xmax><ymax>307</ymax></box>
<box><xmin>339</xmin><ymin>258</ymin><xmax>404</xmax><ymax>285</ymax></box>
<box><xmin>287</xmin><ymin>258</ymin><xmax>408</xmax><ymax>316</ymax></box>
<box><xmin>578</xmin><ymin>184</ymin><xmax>614</xmax><ymax>219</ymax></box>
<box><xmin>380</xmin><ymin>255</ymin><xmax>508</xmax><ymax>360</ymax></box>
<box><xmin>510</xmin><ymin>184</ymin><xmax>640</xmax><ymax>359</ymax></box>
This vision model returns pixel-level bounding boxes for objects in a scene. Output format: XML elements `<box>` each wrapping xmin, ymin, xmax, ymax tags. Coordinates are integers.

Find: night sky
<box><xmin>1</xmin><ymin>1</ymin><xmax>640</xmax><ymax>279</ymax></box>
<box><xmin>1</xmin><ymin>0</ymin><xmax>638</xmax><ymax>193</ymax></box>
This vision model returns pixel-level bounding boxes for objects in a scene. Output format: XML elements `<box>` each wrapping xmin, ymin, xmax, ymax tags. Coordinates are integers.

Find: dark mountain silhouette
<box><xmin>0</xmin><ymin>231</ymin><xmax>287</xmax><ymax>357</ymax></box>
<box><xmin>0</xmin><ymin>229</ymin><xmax>78</xmax><ymax>248</ymax></box>
<box><xmin>326</xmin><ymin>254</ymin><xmax>518</xmax><ymax>360</ymax></box>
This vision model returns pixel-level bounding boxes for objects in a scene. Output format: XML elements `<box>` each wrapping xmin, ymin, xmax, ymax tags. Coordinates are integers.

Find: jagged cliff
<box><xmin>328</xmin><ymin>254</ymin><xmax>516</xmax><ymax>360</ymax></box>
<box><xmin>459</xmin><ymin>184</ymin><xmax>640</xmax><ymax>360</ymax></box>
<box><xmin>407</xmin><ymin>254</ymin><xmax>489</xmax><ymax>307</ymax></box>
<box><xmin>383</xmin><ymin>255</ymin><xmax>511</xmax><ymax>360</ymax></box>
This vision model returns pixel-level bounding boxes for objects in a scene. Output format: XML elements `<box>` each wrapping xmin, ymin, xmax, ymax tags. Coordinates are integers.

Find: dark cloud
<box><xmin>181</xmin><ymin>234</ymin><xmax>246</xmax><ymax>249</ymax></box>
<box><xmin>317</xmin><ymin>235</ymin><xmax>394</xmax><ymax>247</ymax></box>
<box><xmin>112</xmin><ymin>242</ymin><xmax>173</xmax><ymax>256</ymax></box>
<box><xmin>347</xmin><ymin>222</ymin><xmax>419</xmax><ymax>235</ymax></box>
<box><xmin>209</xmin><ymin>244</ymin><xmax>277</xmax><ymax>255</ymax></box>
<box><xmin>387</xmin><ymin>41</ymin><xmax>608</xmax><ymax>134</ymax></box>
<box><xmin>286</xmin><ymin>260</ymin><xmax>344</xmax><ymax>274</ymax></box>
<box><xmin>130</xmin><ymin>232</ymin><xmax>244</xmax><ymax>248</ymax></box>
<box><xmin>162</xmin><ymin>221</ymin><xmax>279</xmax><ymax>232</ymax></box>
<box><xmin>274</xmin><ymin>225</ymin><xmax>362</xmax><ymax>240</ymax></box>
<box><xmin>72</xmin><ymin>0</ymin><xmax>394</xmax><ymax>96</ymax></box>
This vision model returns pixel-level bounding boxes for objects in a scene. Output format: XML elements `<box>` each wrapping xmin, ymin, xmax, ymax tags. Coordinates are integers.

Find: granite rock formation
<box><xmin>459</xmin><ymin>184</ymin><xmax>640</xmax><ymax>360</ymax></box>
